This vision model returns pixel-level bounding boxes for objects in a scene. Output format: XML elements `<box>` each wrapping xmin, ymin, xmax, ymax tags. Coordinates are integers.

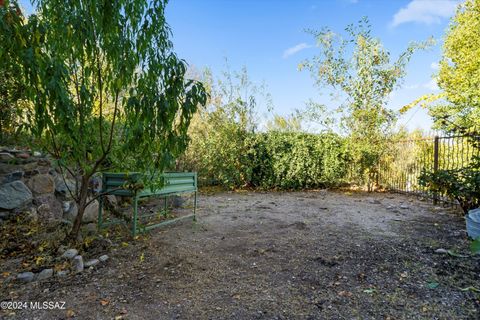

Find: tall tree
<box><xmin>433</xmin><ymin>0</ymin><xmax>480</xmax><ymax>131</ymax></box>
<box><xmin>300</xmin><ymin>17</ymin><xmax>431</xmax><ymax>189</ymax></box>
<box><xmin>0</xmin><ymin>0</ymin><xmax>207</xmax><ymax>239</ymax></box>
<box><xmin>180</xmin><ymin>63</ymin><xmax>272</xmax><ymax>188</ymax></box>
<box><xmin>401</xmin><ymin>0</ymin><xmax>477</xmax><ymax>133</ymax></box>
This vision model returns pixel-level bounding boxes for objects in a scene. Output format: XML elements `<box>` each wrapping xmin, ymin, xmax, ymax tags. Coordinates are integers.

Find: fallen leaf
<box><xmin>66</xmin><ymin>309</ymin><xmax>75</xmax><ymax>318</ymax></box>
<box><xmin>338</xmin><ymin>290</ymin><xmax>353</xmax><ymax>297</ymax></box>
<box><xmin>427</xmin><ymin>282</ymin><xmax>439</xmax><ymax>289</ymax></box>
<box><xmin>460</xmin><ymin>286</ymin><xmax>480</xmax><ymax>292</ymax></box>
<box><xmin>100</xmin><ymin>299</ymin><xmax>110</xmax><ymax>306</ymax></box>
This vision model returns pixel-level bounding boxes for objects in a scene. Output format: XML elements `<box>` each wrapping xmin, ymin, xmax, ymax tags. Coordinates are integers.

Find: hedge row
<box><xmin>181</xmin><ymin>131</ymin><xmax>350</xmax><ymax>189</ymax></box>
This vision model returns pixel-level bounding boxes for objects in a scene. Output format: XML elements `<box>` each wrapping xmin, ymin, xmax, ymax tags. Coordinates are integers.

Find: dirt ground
<box><xmin>1</xmin><ymin>190</ymin><xmax>480</xmax><ymax>319</ymax></box>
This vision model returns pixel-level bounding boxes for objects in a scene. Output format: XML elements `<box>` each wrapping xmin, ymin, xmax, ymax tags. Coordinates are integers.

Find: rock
<box><xmin>82</xmin><ymin>200</ymin><xmax>99</xmax><ymax>223</ymax></box>
<box><xmin>63</xmin><ymin>201</ymin><xmax>78</xmax><ymax>222</ymax></box>
<box><xmin>84</xmin><ymin>259</ymin><xmax>100</xmax><ymax>268</ymax></box>
<box><xmin>57</xmin><ymin>245</ymin><xmax>68</xmax><ymax>255</ymax></box>
<box><xmin>0</xmin><ymin>181</ymin><xmax>33</xmax><ymax>210</ymax></box>
<box><xmin>34</xmin><ymin>194</ymin><xmax>63</xmax><ymax>220</ymax></box>
<box><xmin>25</xmin><ymin>207</ymin><xmax>38</xmax><ymax>222</ymax></box>
<box><xmin>0</xmin><ymin>152</ymin><xmax>14</xmax><ymax>161</ymax></box>
<box><xmin>33</xmin><ymin>151</ymin><xmax>42</xmax><ymax>157</ymax></box>
<box><xmin>435</xmin><ymin>248</ymin><xmax>448</xmax><ymax>254</ymax></box>
<box><xmin>72</xmin><ymin>255</ymin><xmax>84</xmax><ymax>273</ymax></box>
<box><xmin>22</xmin><ymin>161</ymin><xmax>38</xmax><ymax>173</ymax></box>
<box><xmin>56</xmin><ymin>270</ymin><xmax>69</xmax><ymax>278</ymax></box>
<box><xmin>99</xmin><ymin>255</ymin><xmax>109</xmax><ymax>262</ymax></box>
<box><xmin>17</xmin><ymin>272</ymin><xmax>35</xmax><ymax>283</ymax></box>
<box><xmin>54</xmin><ymin>174</ymin><xmax>77</xmax><ymax>199</ymax></box>
<box><xmin>16</xmin><ymin>152</ymin><xmax>30</xmax><ymax>159</ymax></box>
<box><xmin>0</xmin><ymin>211</ymin><xmax>11</xmax><ymax>221</ymax></box>
<box><xmin>37</xmin><ymin>268</ymin><xmax>53</xmax><ymax>281</ymax></box>
<box><xmin>61</xmin><ymin>248</ymin><xmax>78</xmax><ymax>259</ymax></box>
<box><xmin>1</xmin><ymin>170</ymin><xmax>24</xmax><ymax>184</ymax></box>
<box><xmin>27</xmin><ymin>174</ymin><xmax>55</xmax><ymax>195</ymax></box>
<box><xmin>62</xmin><ymin>201</ymin><xmax>71</xmax><ymax>213</ymax></box>
<box><xmin>0</xmin><ymin>163</ymin><xmax>21</xmax><ymax>175</ymax></box>
<box><xmin>368</xmin><ymin>199</ymin><xmax>381</xmax><ymax>204</ymax></box>
<box><xmin>82</xmin><ymin>223</ymin><xmax>97</xmax><ymax>235</ymax></box>
<box><xmin>400</xmin><ymin>205</ymin><xmax>409</xmax><ymax>209</ymax></box>
<box><xmin>89</xmin><ymin>175</ymin><xmax>102</xmax><ymax>194</ymax></box>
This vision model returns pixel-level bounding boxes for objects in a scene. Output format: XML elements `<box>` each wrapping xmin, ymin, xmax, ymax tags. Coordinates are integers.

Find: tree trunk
<box><xmin>69</xmin><ymin>175</ymin><xmax>89</xmax><ymax>240</ymax></box>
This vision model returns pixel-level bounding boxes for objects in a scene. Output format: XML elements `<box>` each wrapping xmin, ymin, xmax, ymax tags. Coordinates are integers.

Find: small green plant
<box><xmin>471</xmin><ymin>237</ymin><xmax>480</xmax><ymax>255</ymax></box>
<box><xmin>418</xmin><ymin>156</ymin><xmax>480</xmax><ymax>214</ymax></box>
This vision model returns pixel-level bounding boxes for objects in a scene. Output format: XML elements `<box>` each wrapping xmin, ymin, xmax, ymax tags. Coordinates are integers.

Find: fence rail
<box><xmin>378</xmin><ymin>130</ymin><xmax>480</xmax><ymax>205</ymax></box>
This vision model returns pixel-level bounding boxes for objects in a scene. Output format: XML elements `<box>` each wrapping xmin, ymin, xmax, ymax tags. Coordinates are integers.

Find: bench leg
<box><xmin>163</xmin><ymin>196</ymin><xmax>168</xmax><ymax>217</ymax></box>
<box><xmin>193</xmin><ymin>191</ymin><xmax>197</xmax><ymax>222</ymax></box>
<box><xmin>98</xmin><ymin>195</ymin><xmax>103</xmax><ymax>230</ymax></box>
<box><xmin>132</xmin><ymin>196</ymin><xmax>138</xmax><ymax>237</ymax></box>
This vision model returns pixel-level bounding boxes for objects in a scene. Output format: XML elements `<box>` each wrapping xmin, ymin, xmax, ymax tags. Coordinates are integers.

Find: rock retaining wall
<box><xmin>0</xmin><ymin>148</ymin><xmax>97</xmax><ymax>229</ymax></box>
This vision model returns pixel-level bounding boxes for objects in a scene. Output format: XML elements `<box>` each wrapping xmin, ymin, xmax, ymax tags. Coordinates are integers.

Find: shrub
<box><xmin>419</xmin><ymin>156</ymin><xmax>480</xmax><ymax>214</ymax></box>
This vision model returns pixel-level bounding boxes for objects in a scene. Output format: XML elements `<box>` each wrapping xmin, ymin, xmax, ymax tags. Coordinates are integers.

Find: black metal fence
<box><xmin>378</xmin><ymin>130</ymin><xmax>480</xmax><ymax>204</ymax></box>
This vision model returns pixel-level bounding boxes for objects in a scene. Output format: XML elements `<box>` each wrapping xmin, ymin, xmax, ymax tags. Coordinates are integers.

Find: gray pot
<box><xmin>466</xmin><ymin>208</ymin><xmax>480</xmax><ymax>239</ymax></box>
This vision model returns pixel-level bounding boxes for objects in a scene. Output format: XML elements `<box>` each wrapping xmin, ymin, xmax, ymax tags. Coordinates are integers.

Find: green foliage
<box><xmin>419</xmin><ymin>156</ymin><xmax>480</xmax><ymax>214</ymax></box>
<box><xmin>431</xmin><ymin>0</ymin><xmax>480</xmax><ymax>131</ymax></box>
<box><xmin>299</xmin><ymin>17</ymin><xmax>432</xmax><ymax>189</ymax></box>
<box><xmin>265</xmin><ymin>114</ymin><xmax>302</xmax><ymax>132</ymax></box>
<box><xmin>471</xmin><ymin>237</ymin><xmax>480</xmax><ymax>255</ymax></box>
<box><xmin>0</xmin><ymin>1</ymin><xmax>27</xmax><ymax>141</ymax></box>
<box><xmin>247</xmin><ymin>132</ymin><xmax>349</xmax><ymax>189</ymax></box>
<box><xmin>1</xmin><ymin>0</ymin><xmax>206</xmax><ymax>239</ymax></box>
<box><xmin>180</xmin><ymin>65</ymin><xmax>270</xmax><ymax>187</ymax></box>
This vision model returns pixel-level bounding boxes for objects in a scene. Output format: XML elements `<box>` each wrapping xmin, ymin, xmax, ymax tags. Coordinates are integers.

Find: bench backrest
<box><xmin>102</xmin><ymin>172</ymin><xmax>197</xmax><ymax>196</ymax></box>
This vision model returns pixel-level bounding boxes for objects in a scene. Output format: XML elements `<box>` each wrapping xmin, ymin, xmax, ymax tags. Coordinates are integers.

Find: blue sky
<box><xmin>20</xmin><ymin>0</ymin><xmax>461</xmax><ymax>131</ymax></box>
<box><xmin>164</xmin><ymin>0</ymin><xmax>460</xmax><ymax>131</ymax></box>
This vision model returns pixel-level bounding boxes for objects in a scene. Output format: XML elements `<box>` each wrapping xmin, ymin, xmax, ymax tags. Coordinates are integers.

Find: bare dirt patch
<box><xmin>2</xmin><ymin>190</ymin><xmax>479</xmax><ymax>319</ymax></box>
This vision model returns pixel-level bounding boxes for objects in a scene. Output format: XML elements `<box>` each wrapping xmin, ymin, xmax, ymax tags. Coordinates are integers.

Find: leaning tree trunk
<box><xmin>69</xmin><ymin>175</ymin><xmax>89</xmax><ymax>240</ymax></box>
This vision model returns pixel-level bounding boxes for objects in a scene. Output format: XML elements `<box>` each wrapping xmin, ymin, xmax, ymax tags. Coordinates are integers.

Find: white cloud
<box><xmin>423</xmin><ymin>78</ymin><xmax>439</xmax><ymax>91</ymax></box>
<box><xmin>283</xmin><ymin>43</ymin><xmax>312</xmax><ymax>59</ymax></box>
<box><xmin>391</xmin><ymin>0</ymin><xmax>458</xmax><ymax>27</ymax></box>
<box><xmin>403</xmin><ymin>77</ymin><xmax>439</xmax><ymax>91</ymax></box>
<box><xmin>430</xmin><ymin>62</ymin><xmax>440</xmax><ymax>70</ymax></box>
<box><xmin>404</xmin><ymin>84</ymin><xmax>420</xmax><ymax>90</ymax></box>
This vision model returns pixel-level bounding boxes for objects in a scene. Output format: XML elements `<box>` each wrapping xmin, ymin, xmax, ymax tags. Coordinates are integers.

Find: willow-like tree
<box><xmin>300</xmin><ymin>18</ymin><xmax>432</xmax><ymax>189</ymax></box>
<box><xmin>0</xmin><ymin>0</ymin><xmax>207</xmax><ymax>239</ymax></box>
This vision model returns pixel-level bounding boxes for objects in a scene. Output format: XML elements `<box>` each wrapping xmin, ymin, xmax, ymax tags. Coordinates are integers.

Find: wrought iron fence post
<box><xmin>433</xmin><ymin>135</ymin><xmax>439</xmax><ymax>204</ymax></box>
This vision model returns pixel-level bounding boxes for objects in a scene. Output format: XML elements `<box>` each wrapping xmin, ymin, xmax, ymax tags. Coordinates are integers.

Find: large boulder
<box><xmin>0</xmin><ymin>181</ymin><xmax>33</xmax><ymax>210</ymax></box>
<box><xmin>27</xmin><ymin>174</ymin><xmax>55</xmax><ymax>195</ymax></box>
<box><xmin>0</xmin><ymin>152</ymin><xmax>14</xmax><ymax>162</ymax></box>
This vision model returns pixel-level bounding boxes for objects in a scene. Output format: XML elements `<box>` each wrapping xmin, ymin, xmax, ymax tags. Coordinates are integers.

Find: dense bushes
<box><xmin>247</xmin><ymin>132</ymin><xmax>349</xmax><ymax>189</ymax></box>
<box><xmin>180</xmin><ymin>130</ymin><xmax>350</xmax><ymax>190</ymax></box>
<box><xmin>419</xmin><ymin>157</ymin><xmax>480</xmax><ymax>214</ymax></box>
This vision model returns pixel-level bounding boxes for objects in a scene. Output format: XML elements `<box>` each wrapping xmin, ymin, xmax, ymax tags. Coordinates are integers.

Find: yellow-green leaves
<box><xmin>431</xmin><ymin>0</ymin><xmax>480</xmax><ymax>130</ymax></box>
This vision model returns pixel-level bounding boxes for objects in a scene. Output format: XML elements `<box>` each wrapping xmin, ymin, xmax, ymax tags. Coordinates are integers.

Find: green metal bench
<box><xmin>97</xmin><ymin>172</ymin><xmax>197</xmax><ymax>236</ymax></box>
